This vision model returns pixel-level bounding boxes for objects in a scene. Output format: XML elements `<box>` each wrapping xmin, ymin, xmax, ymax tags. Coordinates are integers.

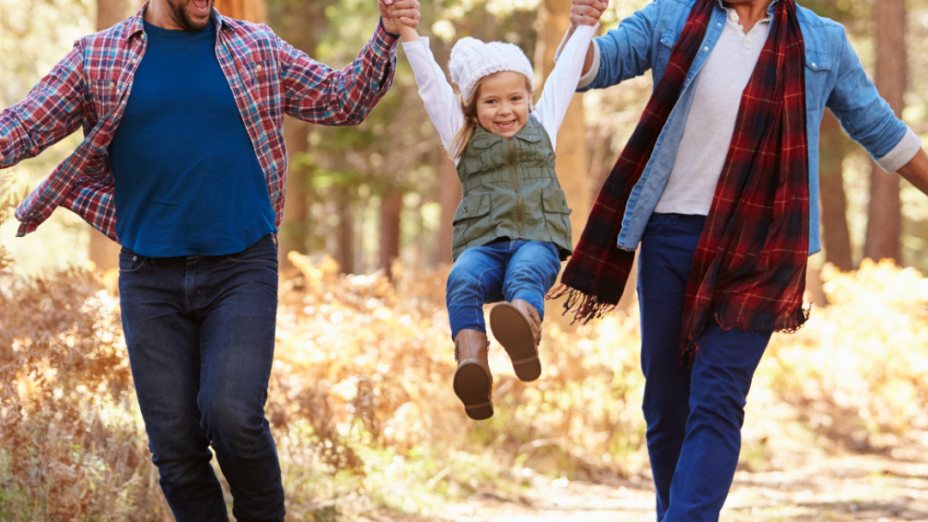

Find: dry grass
<box><xmin>1</xmin><ymin>196</ymin><xmax>926</xmax><ymax>520</ymax></box>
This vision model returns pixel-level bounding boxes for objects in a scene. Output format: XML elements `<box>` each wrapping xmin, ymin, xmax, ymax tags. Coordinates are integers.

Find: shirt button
<box><xmin>811</xmin><ymin>62</ymin><xmax>817</xmax><ymax>68</ymax></box>
<box><xmin>131</xmin><ymin>58</ymin><xmax>138</xmax><ymax>64</ymax></box>
<box><xmin>256</xmin><ymin>64</ymin><xmax>264</xmax><ymax>72</ymax></box>
<box><xmin>703</xmin><ymin>46</ymin><xmax>709</xmax><ymax>52</ymax></box>
<box><xmin>110</xmin><ymin>81</ymin><xmax>116</xmax><ymax>89</ymax></box>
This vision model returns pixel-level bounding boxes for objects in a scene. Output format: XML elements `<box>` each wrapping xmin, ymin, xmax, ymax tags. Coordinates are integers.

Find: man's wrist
<box><xmin>379</xmin><ymin>16</ymin><xmax>400</xmax><ymax>38</ymax></box>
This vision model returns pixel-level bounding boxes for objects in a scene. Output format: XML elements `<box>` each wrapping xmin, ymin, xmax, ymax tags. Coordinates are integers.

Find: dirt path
<box><xmin>431</xmin><ymin>452</ymin><xmax>928</xmax><ymax>521</ymax></box>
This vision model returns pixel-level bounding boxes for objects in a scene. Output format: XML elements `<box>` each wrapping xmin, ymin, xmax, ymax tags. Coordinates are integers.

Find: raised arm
<box><xmin>395</xmin><ymin>13</ymin><xmax>464</xmax><ymax>157</ymax></box>
<box><xmin>0</xmin><ymin>42</ymin><xmax>87</xmax><ymax>169</ymax></box>
<box><xmin>533</xmin><ymin>24</ymin><xmax>598</xmax><ymax>148</ymax></box>
<box><xmin>532</xmin><ymin>0</ymin><xmax>606</xmax><ymax>145</ymax></box>
<box><xmin>569</xmin><ymin>0</ymin><xmax>610</xmax><ymax>78</ymax></box>
<box><xmin>379</xmin><ymin>0</ymin><xmax>421</xmax><ymax>38</ymax></box>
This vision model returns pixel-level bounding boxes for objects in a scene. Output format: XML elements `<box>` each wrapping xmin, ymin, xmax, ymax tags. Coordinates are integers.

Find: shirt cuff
<box><xmin>876</xmin><ymin>126</ymin><xmax>922</xmax><ymax>173</ymax></box>
<box><xmin>400</xmin><ymin>35</ymin><xmax>429</xmax><ymax>52</ymax></box>
<box><xmin>578</xmin><ymin>40</ymin><xmax>601</xmax><ymax>89</ymax></box>
<box><xmin>376</xmin><ymin>18</ymin><xmax>401</xmax><ymax>46</ymax></box>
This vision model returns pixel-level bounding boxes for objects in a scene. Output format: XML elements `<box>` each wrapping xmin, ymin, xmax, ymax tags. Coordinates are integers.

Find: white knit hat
<box><xmin>449</xmin><ymin>37</ymin><xmax>535</xmax><ymax>103</ymax></box>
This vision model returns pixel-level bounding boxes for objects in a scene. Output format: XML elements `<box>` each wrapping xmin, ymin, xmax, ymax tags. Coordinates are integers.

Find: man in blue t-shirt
<box><xmin>0</xmin><ymin>0</ymin><xmax>421</xmax><ymax>519</ymax></box>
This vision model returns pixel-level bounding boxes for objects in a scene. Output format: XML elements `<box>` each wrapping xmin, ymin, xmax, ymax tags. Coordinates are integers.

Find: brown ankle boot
<box><xmin>453</xmin><ymin>329</ymin><xmax>493</xmax><ymax>420</ymax></box>
<box><xmin>489</xmin><ymin>299</ymin><xmax>542</xmax><ymax>382</ymax></box>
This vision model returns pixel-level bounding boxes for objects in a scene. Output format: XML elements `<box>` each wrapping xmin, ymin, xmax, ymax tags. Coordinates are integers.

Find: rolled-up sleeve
<box><xmin>827</xmin><ymin>26</ymin><xmax>920</xmax><ymax>173</ymax></box>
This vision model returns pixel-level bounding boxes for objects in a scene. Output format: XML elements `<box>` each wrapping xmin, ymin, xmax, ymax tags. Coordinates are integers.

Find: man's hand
<box><xmin>0</xmin><ymin>136</ymin><xmax>9</xmax><ymax>164</ymax></box>
<box><xmin>571</xmin><ymin>0</ymin><xmax>609</xmax><ymax>26</ymax></box>
<box><xmin>379</xmin><ymin>0</ymin><xmax>421</xmax><ymax>34</ymax></box>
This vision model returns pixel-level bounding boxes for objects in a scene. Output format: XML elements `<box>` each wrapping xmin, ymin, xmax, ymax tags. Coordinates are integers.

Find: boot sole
<box><xmin>490</xmin><ymin>303</ymin><xmax>541</xmax><ymax>382</ymax></box>
<box><xmin>453</xmin><ymin>361</ymin><xmax>493</xmax><ymax>420</ymax></box>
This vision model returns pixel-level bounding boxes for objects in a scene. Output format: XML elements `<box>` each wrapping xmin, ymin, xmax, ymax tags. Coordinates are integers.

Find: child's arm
<box><xmin>397</xmin><ymin>23</ymin><xmax>464</xmax><ymax>158</ymax></box>
<box><xmin>532</xmin><ymin>24</ymin><xmax>597</xmax><ymax>150</ymax></box>
<box><xmin>397</xmin><ymin>22</ymin><xmax>419</xmax><ymax>42</ymax></box>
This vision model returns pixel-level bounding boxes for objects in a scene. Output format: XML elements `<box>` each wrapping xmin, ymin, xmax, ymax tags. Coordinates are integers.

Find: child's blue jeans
<box><xmin>638</xmin><ymin>213</ymin><xmax>771</xmax><ymax>522</ymax></box>
<box><xmin>446</xmin><ymin>239</ymin><xmax>561</xmax><ymax>339</ymax></box>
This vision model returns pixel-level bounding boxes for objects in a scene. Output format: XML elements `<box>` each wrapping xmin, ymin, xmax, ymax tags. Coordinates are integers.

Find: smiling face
<box><xmin>473</xmin><ymin>71</ymin><xmax>532</xmax><ymax>139</ymax></box>
<box><xmin>161</xmin><ymin>0</ymin><xmax>214</xmax><ymax>31</ymax></box>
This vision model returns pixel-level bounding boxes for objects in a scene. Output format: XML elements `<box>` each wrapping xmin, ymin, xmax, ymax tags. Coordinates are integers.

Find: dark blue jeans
<box><xmin>118</xmin><ymin>234</ymin><xmax>284</xmax><ymax>522</ymax></box>
<box><xmin>637</xmin><ymin>214</ymin><xmax>771</xmax><ymax>522</ymax></box>
<box><xmin>446</xmin><ymin>239</ymin><xmax>561</xmax><ymax>339</ymax></box>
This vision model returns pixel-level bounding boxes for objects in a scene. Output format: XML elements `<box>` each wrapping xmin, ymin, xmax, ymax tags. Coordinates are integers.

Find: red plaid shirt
<box><xmin>0</xmin><ymin>6</ymin><xmax>397</xmax><ymax>241</ymax></box>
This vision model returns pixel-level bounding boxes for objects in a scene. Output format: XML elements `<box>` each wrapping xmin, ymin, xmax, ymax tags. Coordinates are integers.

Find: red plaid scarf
<box><xmin>552</xmin><ymin>0</ymin><xmax>810</xmax><ymax>358</ymax></box>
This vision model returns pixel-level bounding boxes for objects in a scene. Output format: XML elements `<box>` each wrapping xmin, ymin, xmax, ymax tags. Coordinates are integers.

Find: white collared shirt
<box><xmin>655</xmin><ymin>8</ymin><xmax>772</xmax><ymax>215</ymax></box>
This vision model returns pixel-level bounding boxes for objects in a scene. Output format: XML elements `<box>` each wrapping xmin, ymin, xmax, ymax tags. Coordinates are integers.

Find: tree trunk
<box><xmin>537</xmin><ymin>0</ymin><xmax>592</xmax><ymax>245</ymax></box>
<box><xmin>435</xmin><ymin>153</ymin><xmax>460</xmax><ymax>266</ymax></box>
<box><xmin>334</xmin><ymin>187</ymin><xmax>355</xmax><ymax>274</ymax></box>
<box><xmin>379</xmin><ymin>190</ymin><xmax>403</xmax><ymax>278</ymax></box>
<box><xmin>214</xmin><ymin>0</ymin><xmax>266</xmax><ymax>21</ymax></box>
<box><xmin>864</xmin><ymin>0</ymin><xmax>905</xmax><ymax>263</ymax></box>
<box><xmin>97</xmin><ymin>0</ymin><xmax>128</xmax><ymax>28</ymax></box>
<box><xmin>819</xmin><ymin>112</ymin><xmax>854</xmax><ymax>270</ymax></box>
<box><xmin>88</xmin><ymin>0</ymin><xmax>130</xmax><ymax>271</ymax></box>
<box><xmin>267</xmin><ymin>0</ymin><xmax>329</xmax><ymax>270</ymax></box>
<box><xmin>279</xmin><ymin>119</ymin><xmax>310</xmax><ymax>270</ymax></box>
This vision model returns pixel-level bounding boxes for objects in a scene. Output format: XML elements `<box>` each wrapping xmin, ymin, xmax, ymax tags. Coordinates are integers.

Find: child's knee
<box><xmin>447</xmin><ymin>264</ymin><xmax>483</xmax><ymax>296</ymax></box>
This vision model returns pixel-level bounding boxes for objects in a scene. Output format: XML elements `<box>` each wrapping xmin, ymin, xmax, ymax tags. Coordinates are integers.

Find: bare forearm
<box><xmin>897</xmin><ymin>148</ymin><xmax>928</xmax><ymax>196</ymax></box>
<box><xmin>583</xmin><ymin>41</ymin><xmax>595</xmax><ymax>76</ymax></box>
<box><xmin>398</xmin><ymin>23</ymin><xmax>419</xmax><ymax>43</ymax></box>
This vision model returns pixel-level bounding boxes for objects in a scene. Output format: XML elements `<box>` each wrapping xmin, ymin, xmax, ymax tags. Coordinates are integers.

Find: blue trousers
<box><xmin>637</xmin><ymin>214</ymin><xmax>771</xmax><ymax>522</ymax></box>
<box><xmin>446</xmin><ymin>239</ymin><xmax>561</xmax><ymax>339</ymax></box>
<box><xmin>118</xmin><ymin>235</ymin><xmax>285</xmax><ymax>522</ymax></box>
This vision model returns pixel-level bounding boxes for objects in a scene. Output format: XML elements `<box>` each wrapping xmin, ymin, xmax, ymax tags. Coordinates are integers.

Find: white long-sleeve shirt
<box><xmin>401</xmin><ymin>25</ymin><xmax>597</xmax><ymax>164</ymax></box>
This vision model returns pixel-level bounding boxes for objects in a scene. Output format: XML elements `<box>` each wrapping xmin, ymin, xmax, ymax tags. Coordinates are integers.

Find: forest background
<box><xmin>1</xmin><ymin>0</ymin><xmax>927</xmax><ymax>520</ymax></box>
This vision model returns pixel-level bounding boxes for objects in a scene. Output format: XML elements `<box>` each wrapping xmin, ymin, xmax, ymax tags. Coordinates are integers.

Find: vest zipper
<box><xmin>508</xmin><ymin>139</ymin><xmax>524</xmax><ymax>237</ymax></box>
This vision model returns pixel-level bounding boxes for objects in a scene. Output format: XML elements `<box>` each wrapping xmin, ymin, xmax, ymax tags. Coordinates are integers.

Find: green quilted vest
<box><xmin>451</xmin><ymin>117</ymin><xmax>573</xmax><ymax>261</ymax></box>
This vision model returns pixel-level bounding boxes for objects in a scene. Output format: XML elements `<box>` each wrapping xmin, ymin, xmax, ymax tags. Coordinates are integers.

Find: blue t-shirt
<box><xmin>108</xmin><ymin>20</ymin><xmax>276</xmax><ymax>257</ymax></box>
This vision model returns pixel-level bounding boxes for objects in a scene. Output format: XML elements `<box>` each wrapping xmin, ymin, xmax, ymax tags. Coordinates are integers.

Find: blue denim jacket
<box><xmin>585</xmin><ymin>0</ymin><xmax>917</xmax><ymax>254</ymax></box>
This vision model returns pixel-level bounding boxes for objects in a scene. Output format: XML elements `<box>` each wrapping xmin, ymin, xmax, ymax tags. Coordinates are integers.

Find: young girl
<box><xmin>395</xmin><ymin>13</ymin><xmax>599</xmax><ymax>420</ymax></box>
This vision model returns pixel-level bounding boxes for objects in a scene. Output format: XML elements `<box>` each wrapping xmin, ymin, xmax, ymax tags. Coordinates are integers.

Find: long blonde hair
<box><xmin>450</xmin><ymin>74</ymin><xmax>534</xmax><ymax>162</ymax></box>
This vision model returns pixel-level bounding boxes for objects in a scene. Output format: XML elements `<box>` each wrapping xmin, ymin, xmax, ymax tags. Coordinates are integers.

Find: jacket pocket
<box><xmin>541</xmin><ymin>187</ymin><xmax>572</xmax><ymax>244</ymax></box>
<box><xmin>653</xmin><ymin>32</ymin><xmax>677</xmax><ymax>78</ymax></box>
<box><xmin>452</xmin><ymin>193</ymin><xmax>492</xmax><ymax>246</ymax></box>
<box><xmin>804</xmin><ymin>51</ymin><xmax>833</xmax><ymax>115</ymax></box>
<box><xmin>91</xmin><ymin>79</ymin><xmax>121</xmax><ymax>117</ymax></box>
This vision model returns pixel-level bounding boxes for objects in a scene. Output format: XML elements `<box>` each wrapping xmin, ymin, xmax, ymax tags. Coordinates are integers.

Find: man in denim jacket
<box><xmin>566</xmin><ymin>0</ymin><xmax>928</xmax><ymax>520</ymax></box>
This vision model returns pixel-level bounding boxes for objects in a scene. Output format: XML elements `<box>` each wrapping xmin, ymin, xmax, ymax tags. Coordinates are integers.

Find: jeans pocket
<box><xmin>118</xmin><ymin>250</ymin><xmax>148</xmax><ymax>273</ymax></box>
<box><xmin>225</xmin><ymin>236</ymin><xmax>278</xmax><ymax>267</ymax></box>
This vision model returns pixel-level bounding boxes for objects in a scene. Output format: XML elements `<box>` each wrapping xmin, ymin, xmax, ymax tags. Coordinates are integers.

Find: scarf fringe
<box><xmin>547</xmin><ymin>284</ymin><xmax>617</xmax><ymax>325</ymax></box>
<box><xmin>679</xmin><ymin>303</ymin><xmax>812</xmax><ymax>365</ymax></box>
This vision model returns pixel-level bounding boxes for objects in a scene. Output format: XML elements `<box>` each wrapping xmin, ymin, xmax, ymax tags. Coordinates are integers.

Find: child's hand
<box><xmin>378</xmin><ymin>0</ymin><xmax>421</xmax><ymax>34</ymax></box>
<box><xmin>570</xmin><ymin>0</ymin><xmax>609</xmax><ymax>26</ymax></box>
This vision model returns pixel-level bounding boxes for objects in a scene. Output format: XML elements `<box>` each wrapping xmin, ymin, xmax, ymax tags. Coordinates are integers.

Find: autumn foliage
<box><xmin>1</xmin><ymin>193</ymin><xmax>927</xmax><ymax>518</ymax></box>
